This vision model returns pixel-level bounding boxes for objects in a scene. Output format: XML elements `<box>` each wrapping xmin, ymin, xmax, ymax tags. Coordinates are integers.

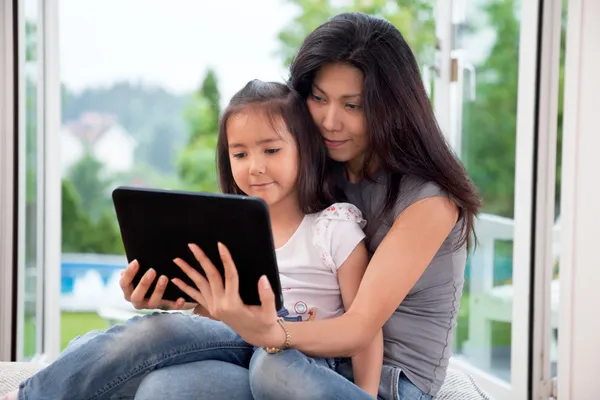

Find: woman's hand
<box><xmin>119</xmin><ymin>259</ymin><xmax>196</xmax><ymax>311</ymax></box>
<box><xmin>171</xmin><ymin>243</ymin><xmax>286</xmax><ymax>347</ymax></box>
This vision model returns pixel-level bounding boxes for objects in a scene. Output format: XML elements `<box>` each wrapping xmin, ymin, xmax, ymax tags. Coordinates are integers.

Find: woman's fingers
<box><xmin>171</xmin><ymin>278</ymin><xmax>208</xmax><ymax>309</ymax></box>
<box><xmin>173</xmin><ymin>257</ymin><xmax>213</xmax><ymax>306</ymax></box>
<box><xmin>217</xmin><ymin>242</ymin><xmax>240</xmax><ymax>299</ymax></box>
<box><xmin>188</xmin><ymin>244</ymin><xmax>225</xmax><ymax>300</ymax></box>
<box><xmin>192</xmin><ymin>304</ymin><xmax>219</xmax><ymax>320</ymax></box>
<box><xmin>257</xmin><ymin>275</ymin><xmax>278</xmax><ymax>321</ymax></box>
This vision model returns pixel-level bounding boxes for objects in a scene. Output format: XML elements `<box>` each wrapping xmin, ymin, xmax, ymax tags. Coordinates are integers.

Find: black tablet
<box><xmin>112</xmin><ymin>186</ymin><xmax>283</xmax><ymax>311</ymax></box>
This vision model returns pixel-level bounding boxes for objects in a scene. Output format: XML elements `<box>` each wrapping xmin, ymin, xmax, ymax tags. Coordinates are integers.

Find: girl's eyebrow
<box><xmin>228</xmin><ymin>137</ymin><xmax>282</xmax><ymax>148</ymax></box>
<box><xmin>312</xmin><ymin>83</ymin><xmax>362</xmax><ymax>99</ymax></box>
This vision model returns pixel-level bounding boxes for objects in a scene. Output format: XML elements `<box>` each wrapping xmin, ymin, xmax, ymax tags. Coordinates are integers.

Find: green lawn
<box><xmin>60</xmin><ymin>312</ymin><xmax>109</xmax><ymax>350</ymax></box>
<box><xmin>23</xmin><ymin>312</ymin><xmax>109</xmax><ymax>356</ymax></box>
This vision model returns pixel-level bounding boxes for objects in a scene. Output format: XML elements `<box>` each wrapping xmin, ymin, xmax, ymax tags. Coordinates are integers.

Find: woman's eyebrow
<box><xmin>313</xmin><ymin>83</ymin><xmax>361</xmax><ymax>99</ymax></box>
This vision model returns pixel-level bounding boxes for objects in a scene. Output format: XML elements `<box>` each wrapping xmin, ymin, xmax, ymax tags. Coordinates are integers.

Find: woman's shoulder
<box><xmin>394</xmin><ymin>175</ymin><xmax>452</xmax><ymax>218</ymax></box>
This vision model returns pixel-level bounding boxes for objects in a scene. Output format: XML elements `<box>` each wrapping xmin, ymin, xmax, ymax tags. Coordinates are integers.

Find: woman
<box><xmin>128</xmin><ymin>12</ymin><xmax>480</xmax><ymax>400</ymax></box>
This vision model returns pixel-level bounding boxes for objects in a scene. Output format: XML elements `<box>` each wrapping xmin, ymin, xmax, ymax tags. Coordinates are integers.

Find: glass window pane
<box><xmin>451</xmin><ymin>0</ymin><xmax>523</xmax><ymax>383</ymax></box>
<box><xmin>20</xmin><ymin>0</ymin><xmax>42</xmax><ymax>361</ymax></box>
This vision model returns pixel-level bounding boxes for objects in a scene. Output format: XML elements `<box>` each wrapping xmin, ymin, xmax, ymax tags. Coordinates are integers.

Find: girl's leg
<box><xmin>18</xmin><ymin>313</ymin><xmax>253</xmax><ymax>400</ymax></box>
<box><xmin>135</xmin><ymin>361</ymin><xmax>253</xmax><ymax>400</ymax></box>
<box><xmin>249</xmin><ymin>348</ymin><xmax>374</xmax><ymax>400</ymax></box>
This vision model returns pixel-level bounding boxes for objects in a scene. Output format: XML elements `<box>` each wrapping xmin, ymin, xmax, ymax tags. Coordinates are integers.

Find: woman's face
<box><xmin>306</xmin><ymin>63</ymin><xmax>368</xmax><ymax>166</ymax></box>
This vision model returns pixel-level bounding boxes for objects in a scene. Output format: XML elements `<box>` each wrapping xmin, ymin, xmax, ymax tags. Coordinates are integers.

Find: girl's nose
<box><xmin>249</xmin><ymin>157</ymin><xmax>266</xmax><ymax>175</ymax></box>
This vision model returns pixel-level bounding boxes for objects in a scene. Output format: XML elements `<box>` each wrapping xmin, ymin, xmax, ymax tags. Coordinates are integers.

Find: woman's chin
<box><xmin>326</xmin><ymin>151</ymin><xmax>351</xmax><ymax>163</ymax></box>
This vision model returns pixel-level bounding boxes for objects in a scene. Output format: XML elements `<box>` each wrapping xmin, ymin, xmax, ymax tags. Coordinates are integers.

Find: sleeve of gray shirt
<box><xmin>393</xmin><ymin>175</ymin><xmax>451</xmax><ymax>218</ymax></box>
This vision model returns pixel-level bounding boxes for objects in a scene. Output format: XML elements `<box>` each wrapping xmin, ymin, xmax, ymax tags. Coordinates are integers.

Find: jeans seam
<box><xmin>89</xmin><ymin>341</ymin><xmax>252</xmax><ymax>400</ymax></box>
<box><xmin>391</xmin><ymin>367</ymin><xmax>401</xmax><ymax>400</ymax></box>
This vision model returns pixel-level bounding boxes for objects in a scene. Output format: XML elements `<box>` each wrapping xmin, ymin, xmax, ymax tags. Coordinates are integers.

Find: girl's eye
<box><xmin>311</xmin><ymin>93</ymin><xmax>324</xmax><ymax>102</ymax></box>
<box><xmin>232</xmin><ymin>152</ymin><xmax>246</xmax><ymax>159</ymax></box>
<box><xmin>265</xmin><ymin>148</ymin><xmax>281</xmax><ymax>155</ymax></box>
<box><xmin>345</xmin><ymin>103</ymin><xmax>362</xmax><ymax>110</ymax></box>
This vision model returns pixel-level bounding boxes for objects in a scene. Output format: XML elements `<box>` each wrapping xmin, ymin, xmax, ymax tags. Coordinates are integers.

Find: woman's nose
<box><xmin>322</xmin><ymin>106</ymin><xmax>342</xmax><ymax>132</ymax></box>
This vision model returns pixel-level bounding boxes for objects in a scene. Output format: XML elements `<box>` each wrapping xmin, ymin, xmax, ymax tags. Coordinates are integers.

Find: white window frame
<box><xmin>557</xmin><ymin>0</ymin><xmax>600</xmax><ymax>398</ymax></box>
<box><xmin>0</xmin><ymin>0</ymin><xmax>17</xmax><ymax>362</ymax></box>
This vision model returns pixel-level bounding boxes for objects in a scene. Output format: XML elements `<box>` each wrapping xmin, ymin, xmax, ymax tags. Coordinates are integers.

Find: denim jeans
<box><xmin>18</xmin><ymin>312</ymin><xmax>431</xmax><ymax>400</ymax></box>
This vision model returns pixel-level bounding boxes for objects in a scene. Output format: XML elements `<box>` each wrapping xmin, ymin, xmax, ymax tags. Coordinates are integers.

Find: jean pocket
<box><xmin>378</xmin><ymin>364</ymin><xmax>402</xmax><ymax>400</ymax></box>
<box><xmin>397</xmin><ymin>371</ymin><xmax>432</xmax><ymax>400</ymax></box>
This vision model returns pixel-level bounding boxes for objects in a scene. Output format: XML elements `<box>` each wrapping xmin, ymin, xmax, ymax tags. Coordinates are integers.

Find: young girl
<box><xmin>9</xmin><ymin>80</ymin><xmax>383</xmax><ymax>400</ymax></box>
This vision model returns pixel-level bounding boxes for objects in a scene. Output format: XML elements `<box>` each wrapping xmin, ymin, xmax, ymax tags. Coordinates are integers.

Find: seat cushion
<box><xmin>0</xmin><ymin>362</ymin><xmax>43</xmax><ymax>395</ymax></box>
<box><xmin>435</xmin><ymin>368</ymin><xmax>493</xmax><ymax>399</ymax></box>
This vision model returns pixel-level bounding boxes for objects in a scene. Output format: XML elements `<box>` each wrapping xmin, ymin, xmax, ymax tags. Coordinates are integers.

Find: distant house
<box><xmin>61</xmin><ymin>112</ymin><xmax>137</xmax><ymax>176</ymax></box>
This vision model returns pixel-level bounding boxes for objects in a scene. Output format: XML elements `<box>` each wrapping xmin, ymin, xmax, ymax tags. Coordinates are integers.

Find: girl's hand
<box><xmin>119</xmin><ymin>259</ymin><xmax>196</xmax><ymax>311</ymax></box>
<box><xmin>171</xmin><ymin>243</ymin><xmax>286</xmax><ymax>347</ymax></box>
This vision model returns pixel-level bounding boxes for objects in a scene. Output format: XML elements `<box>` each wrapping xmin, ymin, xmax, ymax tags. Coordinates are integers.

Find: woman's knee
<box><xmin>136</xmin><ymin>361</ymin><xmax>253</xmax><ymax>400</ymax></box>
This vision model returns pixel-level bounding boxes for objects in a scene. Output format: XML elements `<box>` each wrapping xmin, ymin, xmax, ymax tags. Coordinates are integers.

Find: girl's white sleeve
<box><xmin>311</xmin><ymin>203</ymin><xmax>367</xmax><ymax>273</ymax></box>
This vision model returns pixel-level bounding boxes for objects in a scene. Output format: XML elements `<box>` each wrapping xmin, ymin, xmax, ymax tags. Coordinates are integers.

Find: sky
<box><xmin>55</xmin><ymin>0</ymin><xmax>298</xmax><ymax>103</ymax></box>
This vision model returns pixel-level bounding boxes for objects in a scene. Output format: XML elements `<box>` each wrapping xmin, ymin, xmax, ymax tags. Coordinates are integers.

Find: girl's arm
<box><xmin>268</xmin><ymin>196</ymin><xmax>459</xmax><ymax>357</ymax></box>
<box><xmin>337</xmin><ymin>241</ymin><xmax>383</xmax><ymax>398</ymax></box>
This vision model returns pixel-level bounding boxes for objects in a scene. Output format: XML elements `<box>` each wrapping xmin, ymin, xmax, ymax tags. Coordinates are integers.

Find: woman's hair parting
<box><xmin>289</xmin><ymin>12</ymin><xmax>482</xmax><ymax>248</ymax></box>
<box><xmin>216</xmin><ymin>79</ymin><xmax>336</xmax><ymax>214</ymax></box>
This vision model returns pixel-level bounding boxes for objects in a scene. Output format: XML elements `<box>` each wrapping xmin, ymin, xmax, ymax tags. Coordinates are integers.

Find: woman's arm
<box><xmin>337</xmin><ymin>241</ymin><xmax>383</xmax><ymax>397</ymax></box>
<box><xmin>272</xmin><ymin>196</ymin><xmax>459</xmax><ymax>357</ymax></box>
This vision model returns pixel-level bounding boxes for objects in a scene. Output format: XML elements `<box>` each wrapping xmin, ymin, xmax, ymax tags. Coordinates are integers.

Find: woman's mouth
<box><xmin>323</xmin><ymin>139</ymin><xmax>349</xmax><ymax>149</ymax></box>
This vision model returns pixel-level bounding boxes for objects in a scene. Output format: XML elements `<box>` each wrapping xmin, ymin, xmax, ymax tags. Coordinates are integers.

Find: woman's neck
<box><xmin>346</xmin><ymin>154</ymin><xmax>378</xmax><ymax>184</ymax></box>
<box><xmin>268</xmin><ymin>195</ymin><xmax>305</xmax><ymax>249</ymax></box>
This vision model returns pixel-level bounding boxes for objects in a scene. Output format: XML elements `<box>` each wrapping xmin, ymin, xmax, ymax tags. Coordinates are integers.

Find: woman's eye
<box><xmin>311</xmin><ymin>93</ymin><xmax>324</xmax><ymax>102</ymax></box>
<box><xmin>346</xmin><ymin>103</ymin><xmax>361</xmax><ymax>110</ymax></box>
<box><xmin>265</xmin><ymin>148</ymin><xmax>281</xmax><ymax>155</ymax></box>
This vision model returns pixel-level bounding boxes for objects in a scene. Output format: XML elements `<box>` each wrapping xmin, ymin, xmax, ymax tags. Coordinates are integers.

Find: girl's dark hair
<box><xmin>217</xmin><ymin>80</ymin><xmax>336</xmax><ymax>214</ymax></box>
<box><xmin>289</xmin><ymin>12</ymin><xmax>482</xmax><ymax>248</ymax></box>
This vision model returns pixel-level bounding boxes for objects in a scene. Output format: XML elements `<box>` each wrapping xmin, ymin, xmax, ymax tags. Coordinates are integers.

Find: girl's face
<box><xmin>226</xmin><ymin>110</ymin><xmax>299</xmax><ymax>209</ymax></box>
<box><xmin>307</xmin><ymin>62</ymin><xmax>368</xmax><ymax>167</ymax></box>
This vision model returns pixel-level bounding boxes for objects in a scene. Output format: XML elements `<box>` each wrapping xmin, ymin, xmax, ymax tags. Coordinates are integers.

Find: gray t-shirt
<box><xmin>339</xmin><ymin>168</ymin><xmax>466</xmax><ymax>396</ymax></box>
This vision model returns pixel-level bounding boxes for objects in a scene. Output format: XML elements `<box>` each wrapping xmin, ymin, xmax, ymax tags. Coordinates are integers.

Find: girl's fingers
<box><xmin>129</xmin><ymin>268</ymin><xmax>156</xmax><ymax>308</ymax></box>
<box><xmin>217</xmin><ymin>242</ymin><xmax>240</xmax><ymax>299</ymax></box>
<box><xmin>119</xmin><ymin>260</ymin><xmax>139</xmax><ymax>301</ymax></box>
<box><xmin>147</xmin><ymin>275</ymin><xmax>169</xmax><ymax>309</ymax></box>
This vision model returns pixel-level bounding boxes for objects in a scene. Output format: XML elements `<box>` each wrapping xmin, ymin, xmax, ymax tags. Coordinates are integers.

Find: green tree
<box><xmin>277</xmin><ymin>0</ymin><xmax>436</xmax><ymax>68</ymax></box>
<box><xmin>62</xmin><ymin>178</ymin><xmax>124</xmax><ymax>254</ymax></box>
<box><xmin>462</xmin><ymin>0</ymin><xmax>565</xmax><ymax>218</ymax></box>
<box><xmin>66</xmin><ymin>149</ymin><xmax>111</xmax><ymax>220</ymax></box>
<box><xmin>62</xmin><ymin>152</ymin><xmax>124</xmax><ymax>254</ymax></box>
<box><xmin>177</xmin><ymin>68</ymin><xmax>222</xmax><ymax>192</ymax></box>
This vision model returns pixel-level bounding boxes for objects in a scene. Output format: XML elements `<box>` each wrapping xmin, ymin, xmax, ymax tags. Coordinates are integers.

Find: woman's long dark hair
<box><xmin>216</xmin><ymin>80</ymin><xmax>337</xmax><ymax>214</ymax></box>
<box><xmin>289</xmin><ymin>12</ymin><xmax>481</xmax><ymax>247</ymax></box>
